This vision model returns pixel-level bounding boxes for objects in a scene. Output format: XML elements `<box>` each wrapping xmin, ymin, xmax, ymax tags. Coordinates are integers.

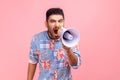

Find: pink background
<box><xmin>0</xmin><ymin>0</ymin><xmax>120</xmax><ymax>80</ymax></box>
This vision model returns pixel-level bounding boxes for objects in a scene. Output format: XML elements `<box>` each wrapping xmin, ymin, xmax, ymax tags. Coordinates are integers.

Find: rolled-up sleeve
<box><xmin>29</xmin><ymin>36</ymin><xmax>39</xmax><ymax>64</ymax></box>
<box><xmin>70</xmin><ymin>46</ymin><xmax>81</xmax><ymax>69</ymax></box>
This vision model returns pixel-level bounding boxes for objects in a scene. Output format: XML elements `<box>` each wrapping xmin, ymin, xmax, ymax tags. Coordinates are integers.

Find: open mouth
<box><xmin>54</xmin><ymin>28</ymin><xmax>59</xmax><ymax>34</ymax></box>
<box><xmin>54</xmin><ymin>30</ymin><xmax>58</xmax><ymax>34</ymax></box>
<box><xmin>53</xmin><ymin>28</ymin><xmax>60</xmax><ymax>39</ymax></box>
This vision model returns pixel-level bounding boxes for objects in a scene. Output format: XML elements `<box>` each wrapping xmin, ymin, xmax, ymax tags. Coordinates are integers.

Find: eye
<box><xmin>50</xmin><ymin>20</ymin><xmax>56</xmax><ymax>23</ymax></box>
<box><xmin>58</xmin><ymin>19</ymin><xmax>63</xmax><ymax>23</ymax></box>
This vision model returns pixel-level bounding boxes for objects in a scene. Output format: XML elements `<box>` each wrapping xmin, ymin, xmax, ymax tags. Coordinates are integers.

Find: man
<box><xmin>27</xmin><ymin>8</ymin><xmax>81</xmax><ymax>80</ymax></box>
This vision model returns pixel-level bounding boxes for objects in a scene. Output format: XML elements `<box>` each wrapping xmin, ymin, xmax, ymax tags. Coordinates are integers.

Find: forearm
<box><xmin>66</xmin><ymin>48</ymin><xmax>78</xmax><ymax>66</ymax></box>
<box><xmin>27</xmin><ymin>63</ymin><xmax>37</xmax><ymax>80</ymax></box>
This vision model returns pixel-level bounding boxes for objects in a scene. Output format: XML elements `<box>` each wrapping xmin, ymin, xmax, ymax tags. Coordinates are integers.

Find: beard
<box><xmin>47</xmin><ymin>30</ymin><xmax>60</xmax><ymax>40</ymax></box>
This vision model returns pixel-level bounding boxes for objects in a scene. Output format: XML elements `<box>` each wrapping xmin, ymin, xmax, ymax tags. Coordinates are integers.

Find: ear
<box><xmin>45</xmin><ymin>21</ymin><xmax>48</xmax><ymax>28</ymax></box>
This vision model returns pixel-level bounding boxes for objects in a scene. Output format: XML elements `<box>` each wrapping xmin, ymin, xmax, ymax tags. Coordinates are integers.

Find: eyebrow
<box><xmin>50</xmin><ymin>18</ymin><xmax>64</xmax><ymax>21</ymax></box>
<box><xmin>58</xmin><ymin>19</ymin><xmax>64</xmax><ymax>21</ymax></box>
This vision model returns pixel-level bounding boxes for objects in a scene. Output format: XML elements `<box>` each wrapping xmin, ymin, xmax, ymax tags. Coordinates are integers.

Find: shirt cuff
<box><xmin>29</xmin><ymin>59</ymin><xmax>38</xmax><ymax>64</ymax></box>
<box><xmin>70</xmin><ymin>53</ymin><xmax>81</xmax><ymax>69</ymax></box>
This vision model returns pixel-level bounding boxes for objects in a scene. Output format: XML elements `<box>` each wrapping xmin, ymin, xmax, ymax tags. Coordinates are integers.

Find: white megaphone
<box><xmin>58</xmin><ymin>27</ymin><xmax>80</xmax><ymax>47</ymax></box>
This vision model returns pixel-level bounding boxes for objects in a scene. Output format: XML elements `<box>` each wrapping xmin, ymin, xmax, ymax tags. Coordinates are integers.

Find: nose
<box><xmin>55</xmin><ymin>22</ymin><xmax>59</xmax><ymax>27</ymax></box>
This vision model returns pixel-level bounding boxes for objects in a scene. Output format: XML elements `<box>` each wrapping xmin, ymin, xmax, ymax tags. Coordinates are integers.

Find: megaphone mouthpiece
<box><xmin>63</xmin><ymin>31</ymin><xmax>73</xmax><ymax>40</ymax></box>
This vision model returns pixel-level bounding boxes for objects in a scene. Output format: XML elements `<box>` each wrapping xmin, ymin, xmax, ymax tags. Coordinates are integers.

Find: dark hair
<box><xmin>46</xmin><ymin>8</ymin><xmax>64</xmax><ymax>21</ymax></box>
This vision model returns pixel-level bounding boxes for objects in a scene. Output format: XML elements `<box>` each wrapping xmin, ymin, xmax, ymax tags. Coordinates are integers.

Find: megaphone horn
<box><xmin>59</xmin><ymin>27</ymin><xmax>80</xmax><ymax>47</ymax></box>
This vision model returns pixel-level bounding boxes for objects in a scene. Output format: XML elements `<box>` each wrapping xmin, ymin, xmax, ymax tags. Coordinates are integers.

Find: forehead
<box><xmin>48</xmin><ymin>14</ymin><xmax>64</xmax><ymax>20</ymax></box>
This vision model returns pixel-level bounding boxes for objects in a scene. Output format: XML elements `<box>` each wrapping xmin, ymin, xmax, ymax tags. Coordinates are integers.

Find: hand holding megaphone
<box><xmin>57</xmin><ymin>27</ymin><xmax>80</xmax><ymax>47</ymax></box>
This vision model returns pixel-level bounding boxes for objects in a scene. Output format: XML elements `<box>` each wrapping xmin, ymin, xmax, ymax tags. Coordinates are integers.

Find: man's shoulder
<box><xmin>35</xmin><ymin>31</ymin><xmax>47</xmax><ymax>36</ymax></box>
<box><xmin>32</xmin><ymin>31</ymin><xmax>48</xmax><ymax>40</ymax></box>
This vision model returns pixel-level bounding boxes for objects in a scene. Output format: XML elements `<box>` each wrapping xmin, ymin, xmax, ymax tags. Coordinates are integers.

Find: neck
<box><xmin>47</xmin><ymin>31</ymin><xmax>54</xmax><ymax>39</ymax></box>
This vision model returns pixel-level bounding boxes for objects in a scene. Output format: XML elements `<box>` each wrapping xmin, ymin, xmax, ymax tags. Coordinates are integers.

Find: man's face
<box><xmin>46</xmin><ymin>14</ymin><xmax>64</xmax><ymax>39</ymax></box>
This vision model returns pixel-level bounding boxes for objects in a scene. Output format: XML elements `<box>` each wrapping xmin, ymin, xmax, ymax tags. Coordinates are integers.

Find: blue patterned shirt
<box><xmin>29</xmin><ymin>31</ymin><xmax>81</xmax><ymax>80</ymax></box>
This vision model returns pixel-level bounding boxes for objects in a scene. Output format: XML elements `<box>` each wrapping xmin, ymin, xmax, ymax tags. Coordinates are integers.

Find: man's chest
<box><xmin>35</xmin><ymin>40</ymin><xmax>69</xmax><ymax>69</ymax></box>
